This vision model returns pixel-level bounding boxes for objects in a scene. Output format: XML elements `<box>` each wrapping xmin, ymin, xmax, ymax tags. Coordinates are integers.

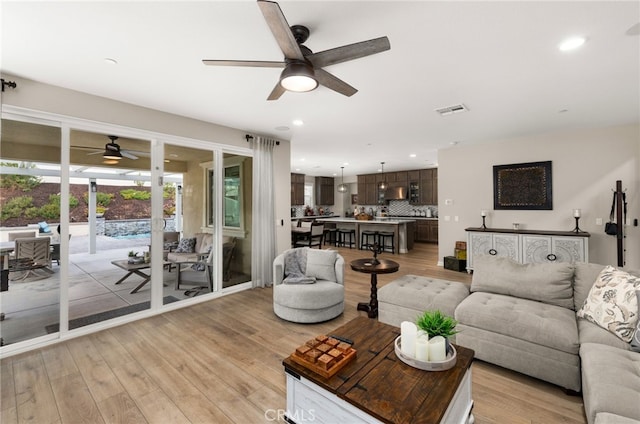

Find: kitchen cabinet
<box><xmin>357</xmin><ymin>168</ymin><xmax>437</xmax><ymax>206</ymax></box>
<box><xmin>419</xmin><ymin>168</ymin><xmax>438</xmax><ymax>205</ymax></box>
<box><xmin>315</xmin><ymin>177</ymin><xmax>335</xmax><ymax>205</ymax></box>
<box><xmin>466</xmin><ymin>228</ymin><xmax>590</xmax><ymax>271</ymax></box>
<box><xmin>414</xmin><ymin>219</ymin><xmax>438</xmax><ymax>243</ymax></box>
<box><xmin>291</xmin><ymin>173</ymin><xmax>305</xmax><ymax>205</ymax></box>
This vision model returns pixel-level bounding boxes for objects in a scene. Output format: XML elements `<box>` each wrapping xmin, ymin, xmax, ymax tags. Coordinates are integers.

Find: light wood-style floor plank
<box><xmin>0</xmin><ymin>243</ymin><xmax>587</xmax><ymax>423</ymax></box>
<box><xmin>12</xmin><ymin>352</ymin><xmax>61</xmax><ymax>424</ymax></box>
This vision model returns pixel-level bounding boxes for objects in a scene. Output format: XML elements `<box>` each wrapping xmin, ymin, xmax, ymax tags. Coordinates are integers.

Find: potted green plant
<box><xmin>415</xmin><ymin>310</ymin><xmax>458</xmax><ymax>339</ymax></box>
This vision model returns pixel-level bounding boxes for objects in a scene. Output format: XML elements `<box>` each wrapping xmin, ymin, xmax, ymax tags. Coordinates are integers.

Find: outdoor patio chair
<box><xmin>11</xmin><ymin>237</ymin><xmax>54</xmax><ymax>280</ymax></box>
<box><xmin>168</xmin><ymin>234</ymin><xmax>236</xmax><ymax>293</ymax></box>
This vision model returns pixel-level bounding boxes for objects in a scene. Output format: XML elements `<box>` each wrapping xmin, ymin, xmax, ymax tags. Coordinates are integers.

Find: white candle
<box><xmin>480</xmin><ymin>210</ymin><xmax>487</xmax><ymax>217</ymax></box>
<box><xmin>573</xmin><ymin>209</ymin><xmax>581</xmax><ymax>218</ymax></box>
<box><xmin>428</xmin><ymin>336</ymin><xmax>447</xmax><ymax>361</ymax></box>
<box><xmin>401</xmin><ymin>321</ymin><xmax>417</xmax><ymax>358</ymax></box>
<box><xmin>415</xmin><ymin>334</ymin><xmax>429</xmax><ymax>361</ymax></box>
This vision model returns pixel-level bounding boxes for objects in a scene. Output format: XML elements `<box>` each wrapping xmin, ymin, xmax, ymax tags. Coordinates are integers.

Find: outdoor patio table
<box><xmin>111</xmin><ymin>259</ymin><xmax>170</xmax><ymax>294</ymax></box>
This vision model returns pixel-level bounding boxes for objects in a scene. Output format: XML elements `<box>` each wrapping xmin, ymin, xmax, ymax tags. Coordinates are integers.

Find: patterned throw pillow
<box><xmin>175</xmin><ymin>237</ymin><xmax>196</xmax><ymax>253</ymax></box>
<box><xmin>631</xmin><ymin>291</ymin><xmax>640</xmax><ymax>352</ymax></box>
<box><xmin>577</xmin><ymin>266</ymin><xmax>640</xmax><ymax>342</ymax></box>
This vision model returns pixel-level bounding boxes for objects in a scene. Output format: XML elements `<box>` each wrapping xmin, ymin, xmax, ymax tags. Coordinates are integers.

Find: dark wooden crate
<box><xmin>444</xmin><ymin>256</ymin><xmax>466</xmax><ymax>272</ymax></box>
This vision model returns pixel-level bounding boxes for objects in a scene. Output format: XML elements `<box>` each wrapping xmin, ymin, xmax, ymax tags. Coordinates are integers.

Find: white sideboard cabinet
<box><xmin>466</xmin><ymin>228</ymin><xmax>590</xmax><ymax>272</ymax></box>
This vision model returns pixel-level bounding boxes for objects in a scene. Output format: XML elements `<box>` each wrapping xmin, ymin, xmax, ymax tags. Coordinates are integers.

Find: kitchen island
<box><xmin>316</xmin><ymin>217</ymin><xmax>416</xmax><ymax>254</ymax></box>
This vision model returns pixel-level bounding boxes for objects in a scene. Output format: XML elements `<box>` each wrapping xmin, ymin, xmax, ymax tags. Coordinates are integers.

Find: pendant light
<box><xmin>337</xmin><ymin>166</ymin><xmax>348</xmax><ymax>193</ymax></box>
<box><xmin>378</xmin><ymin>162</ymin><xmax>387</xmax><ymax>190</ymax></box>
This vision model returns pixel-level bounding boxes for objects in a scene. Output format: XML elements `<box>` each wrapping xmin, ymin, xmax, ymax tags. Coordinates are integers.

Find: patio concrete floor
<box><xmin>0</xmin><ymin>235</ymin><xmax>248</xmax><ymax>346</ymax></box>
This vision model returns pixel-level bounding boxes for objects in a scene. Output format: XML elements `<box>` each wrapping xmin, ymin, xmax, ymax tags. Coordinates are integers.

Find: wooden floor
<box><xmin>0</xmin><ymin>243</ymin><xmax>586</xmax><ymax>424</ymax></box>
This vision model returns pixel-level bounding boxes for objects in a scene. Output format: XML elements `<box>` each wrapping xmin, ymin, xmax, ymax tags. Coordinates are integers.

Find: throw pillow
<box><xmin>306</xmin><ymin>249</ymin><xmax>338</xmax><ymax>282</ymax></box>
<box><xmin>631</xmin><ymin>290</ymin><xmax>640</xmax><ymax>352</ymax></box>
<box><xmin>175</xmin><ymin>237</ymin><xmax>196</xmax><ymax>253</ymax></box>
<box><xmin>471</xmin><ymin>255</ymin><xmax>575</xmax><ymax>309</ymax></box>
<box><xmin>576</xmin><ymin>266</ymin><xmax>640</xmax><ymax>343</ymax></box>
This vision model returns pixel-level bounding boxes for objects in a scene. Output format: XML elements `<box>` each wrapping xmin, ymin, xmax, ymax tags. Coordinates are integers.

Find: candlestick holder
<box><xmin>481</xmin><ymin>216</ymin><xmax>487</xmax><ymax>230</ymax></box>
<box><xmin>573</xmin><ymin>216</ymin><xmax>582</xmax><ymax>233</ymax></box>
<box><xmin>369</xmin><ymin>242</ymin><xmax>381</xmax><ymax>265</ymax></box>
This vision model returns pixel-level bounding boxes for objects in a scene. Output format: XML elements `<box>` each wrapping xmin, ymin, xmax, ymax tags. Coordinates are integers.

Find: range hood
<box><xmin>384</xmin><ymin>186</ymin><xmax>407</xmax><ymax>201</ymax></box>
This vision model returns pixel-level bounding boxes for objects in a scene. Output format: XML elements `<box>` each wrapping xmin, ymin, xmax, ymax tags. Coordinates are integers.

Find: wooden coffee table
<box><xmin>283</xmin><ymin>316</ymin><xmax>475</xmax><ymax>424</ymax></box>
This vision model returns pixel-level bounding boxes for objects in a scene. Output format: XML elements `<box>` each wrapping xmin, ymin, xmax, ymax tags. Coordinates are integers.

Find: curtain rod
<box><xmin>245</xmin><ymin>134</ymin><xmax>280</xmax><ymax>145</ymax></box>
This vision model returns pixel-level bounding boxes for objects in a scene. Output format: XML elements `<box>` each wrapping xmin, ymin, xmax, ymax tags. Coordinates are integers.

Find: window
<box><xmin>304</xmin><ymin>183</ymin><xmax>314</xmax><ymax>207</ymax></box>
<box><xmin>203</xmin><ymin>156</ymin><xmax>246</xmax><ymax>237</ymax></box>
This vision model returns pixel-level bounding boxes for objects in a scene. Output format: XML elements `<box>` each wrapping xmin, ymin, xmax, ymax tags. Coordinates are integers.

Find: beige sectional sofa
<box><xmin>378</xmin><ymin>256</ymin><xmax>640</xmax><ymax>424</ymax></box>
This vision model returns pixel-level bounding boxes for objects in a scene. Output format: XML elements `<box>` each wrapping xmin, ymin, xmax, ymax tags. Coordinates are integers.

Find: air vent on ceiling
<box><xmin>435</xmin><ymin>104</ymin><xmax>469</xmax><ymax>116</ymax></box>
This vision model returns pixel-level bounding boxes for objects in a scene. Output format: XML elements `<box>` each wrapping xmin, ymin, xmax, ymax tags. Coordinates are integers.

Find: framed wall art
<box><xmin>493</xmin><ymin>161</ymin><xmax>552</xmax><ymax>210</ymax></box>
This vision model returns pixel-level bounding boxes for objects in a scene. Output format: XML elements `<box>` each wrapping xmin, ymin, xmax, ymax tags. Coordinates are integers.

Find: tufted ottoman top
<box><xmin>378</xmin><ymin>275</ymin><xmax>470</xmax><ymax>317</ymax></box>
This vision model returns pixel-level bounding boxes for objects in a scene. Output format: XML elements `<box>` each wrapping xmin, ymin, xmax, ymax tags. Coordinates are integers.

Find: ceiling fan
<box><xmin>72</xmin><ymin>136</ymin><xmax>141</xmax><ymax>160</ymax></box>
<box><xmin>202</xmin><ymin>0</ymin><xmax>391</xmax><ymax>100</ymax></box>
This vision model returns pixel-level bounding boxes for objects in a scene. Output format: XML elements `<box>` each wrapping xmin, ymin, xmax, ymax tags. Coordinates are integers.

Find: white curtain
<box><xmin>251</xmin><ymin>136</ymin><xmax>277</xmax><ymax>288</ymax></box>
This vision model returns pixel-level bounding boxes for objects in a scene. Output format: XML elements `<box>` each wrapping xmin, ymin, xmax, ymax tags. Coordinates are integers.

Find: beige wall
<box><xmin>1</xmin><ymin>74</ymin><xmax>293</xmax><ymax>256</ymax></box>
<box><xmin>438</xmin><ymin>124</ymin><xmax>640</xmax><ymax>269</ymax></box>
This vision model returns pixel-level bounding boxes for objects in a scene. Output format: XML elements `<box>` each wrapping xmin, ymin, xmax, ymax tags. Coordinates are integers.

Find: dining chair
<box><xmin>294</xmin><ymin>223</ymin><xmax>324</xmax><ymax>249</ymax></box>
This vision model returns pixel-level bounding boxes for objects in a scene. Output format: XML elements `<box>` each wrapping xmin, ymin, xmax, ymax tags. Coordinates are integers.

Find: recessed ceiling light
<box><xmin>558</xmin><ymin>36</ymin><xmax>586</xmax><ymax>51</ymax></box>
<box><xmin>292</xmin><ymin>119</ymin><xmax>304</xmax><ymax>126</ymax></box>
<box><xmin>295</xmin><ymin>168</ymin><xmax>301</xmax><ymax>171</ymax></box>
<box><xmin>169</xmin><ymin>153</ymin><xmax>179</xmax><ymax>158</ymax></box>
<box><xmin>409</xmin><ymin>153</ymin><xmax>417</xmax><ymax>158</ymax></box>
<box><xmin>558</xmin><ymin>109</ymin><xmax>569</xmax><ymax>114</ymax></box>
<box><xmin>104</xmin><ymin>58</ymin><xmax>118</xmax><ymax>65</ymax></box>
<box><xmin>450</xmin><ymin>141</ymin><xmax>459</xmax><ymax>146</ymax></box>
<box><xmin>275</xmin><ymin>126</ymin><xmax>290</xmax><ymax>131</ymax></box>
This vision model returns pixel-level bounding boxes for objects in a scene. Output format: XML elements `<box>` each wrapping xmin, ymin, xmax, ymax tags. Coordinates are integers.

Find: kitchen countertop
<box><xmin>316</xmin><ymin>217</ymin><xmax>416</xmax><ymax>224</ymax></box>
<box><xmin>388</xmin><ymin>215</ymin><xmax>438</xmax><ymax>220</ymax></box>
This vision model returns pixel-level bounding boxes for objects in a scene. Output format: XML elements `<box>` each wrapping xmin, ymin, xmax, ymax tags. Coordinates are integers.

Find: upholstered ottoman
<box><xmin>378</xmin><ymin>275</ymin><xmax>470</xmax><ymax>328</ymax></box>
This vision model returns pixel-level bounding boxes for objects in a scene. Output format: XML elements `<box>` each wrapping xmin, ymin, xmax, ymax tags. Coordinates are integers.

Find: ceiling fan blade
<box><xmin>257</xmin><ymin>0</ymin><xmax>304</xmax><ymax>60</ymax></box>
<box><xmin>202</xmin><ymin>60</ymin><xmax>285</xmax><ymax>68</ymax></box>
<box><xmin>86</xmin><ymin>151</ymin><xmax>103</xmax><ymax>156</ymax></box>
<box><xmin>307</xmin><ymin>36</ymin><xmax>390</xmax><ymax>68</ymax></box>
<box><xmin>267</xmin><ymin>82</ymin><xmax>286</xmax><ymax>101</ymax></box>
<box><xmin>315</xmin><ymin>69</ymin><xmax>357</xmax><ymax>97</ymax></box>
<box><xmin>121</xmin><ymin>151</ymin><xmax>139</xmax><ymax>160</ymax></box>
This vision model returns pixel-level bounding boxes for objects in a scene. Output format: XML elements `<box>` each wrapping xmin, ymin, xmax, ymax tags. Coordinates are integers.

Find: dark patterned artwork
<box><xmin>493</xmin><ymin>161</ymin><xmax>552</xmax><ymax>210</ymax></box>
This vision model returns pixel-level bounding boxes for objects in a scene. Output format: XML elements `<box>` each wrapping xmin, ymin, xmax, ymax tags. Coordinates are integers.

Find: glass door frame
<box><xmin>1</xmin><ymin>105</ymin><xmax>253</xmax><ymax>356</ymax></box>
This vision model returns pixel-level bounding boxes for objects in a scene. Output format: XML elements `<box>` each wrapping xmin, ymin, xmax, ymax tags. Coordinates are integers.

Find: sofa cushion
<box><xmin>580</xmin><ymin>343</ymin><xmax>640</xmax><ymax>424</ymax></box>
<box><xmin>378</xmin><ymin>275</ymin><xmax>469</xmax><ymax>319</ymax></box>
<box><xmin>578</xmin><ymin>318</ymin><xmax>631</xmax><ymax>351</ymax></box>
<box><xmin>455</xmin><ymin>292</ymin><xmax>579</xmax><ymax>354</ymax></box>
<box><xmin>577</xmin><ymin>266</ymin><xmax>640</xmax><ymax>343</ymax></box>
<box><xmin>471</xmin><ymin>255</ymin><xmax>575</xmax><ymax>309</ymax></box>
<box><xmin>306</xmin><ymin>249</ymin><xmax>338</xmax><ymax>282</ymax></box>
<box><xmin>631</xmin><ymin>290</ymin><xmax>640</xmax><ymax>352</ymax></box>
<box><xmin>574</xmin><ymin>262</ymin><xmax>608</xmax><ymax>311</ymax></box>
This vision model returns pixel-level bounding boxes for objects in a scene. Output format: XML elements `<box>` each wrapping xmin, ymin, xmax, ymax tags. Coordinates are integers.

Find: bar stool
<box><xmin>337</xmin><ymin>228</ymin><xmax>356</xmax><ymax>249</ymax></box>
<box><xmin>360</xmin><ymin>230</ymin><xmax>378</xmax><ymax>250</ymax></box>
<box><xmin>324</xmin><ymin>228</ymin><xmax>338</xmax><ymax>246</ymax></box>
<box><xmin>378</xmin><ymin>231</ymin><xmax>395</xmax><ymax>254</ymax></box>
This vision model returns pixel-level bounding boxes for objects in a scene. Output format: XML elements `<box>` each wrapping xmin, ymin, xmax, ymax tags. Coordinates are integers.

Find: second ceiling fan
<box><xmin>202</xmin><ymin>0</ymin><xmax>391</xmax><ymax>100</ymax></box>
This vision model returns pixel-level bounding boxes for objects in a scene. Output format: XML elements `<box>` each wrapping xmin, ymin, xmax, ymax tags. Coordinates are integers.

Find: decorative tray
<box><xmin>289</xmin><ymin>335</ymin><xmax>357</xmax><ymax>379</ymax></box>
<box><xmin>394</xmin><ymin>336</ymin><xmax>457</xmax><ymax>371</ymax></box>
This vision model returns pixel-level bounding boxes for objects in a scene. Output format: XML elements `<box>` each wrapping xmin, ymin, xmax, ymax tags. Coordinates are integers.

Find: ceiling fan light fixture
<box><xmin>280</xmin><ymin>62</ymin><xmax>318</xmax><ymax>92</ymax></box>
<box><xmin>103</xmin><ymin>142</ymin><xmax>123</xmax><ymax>160</ymax></box>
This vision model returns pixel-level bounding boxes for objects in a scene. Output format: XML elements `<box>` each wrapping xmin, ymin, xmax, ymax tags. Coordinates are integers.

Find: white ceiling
<box><xmin>2</xmin><ymin>1</ymin><xmax>639</xmax><ymax>178</ymax></box>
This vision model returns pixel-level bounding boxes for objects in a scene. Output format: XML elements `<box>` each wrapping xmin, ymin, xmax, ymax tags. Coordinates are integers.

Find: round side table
<box><xmin>350</xmin><ymin>258</ymin><xmax>399</xmax><ymax>319</ymax></box>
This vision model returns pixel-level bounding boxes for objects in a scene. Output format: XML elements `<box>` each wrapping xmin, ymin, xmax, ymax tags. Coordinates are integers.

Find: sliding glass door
<box><xmin>0</xmin><ymin>119</ymin><xmax>62</xmax><ymax>345</ymax></box>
